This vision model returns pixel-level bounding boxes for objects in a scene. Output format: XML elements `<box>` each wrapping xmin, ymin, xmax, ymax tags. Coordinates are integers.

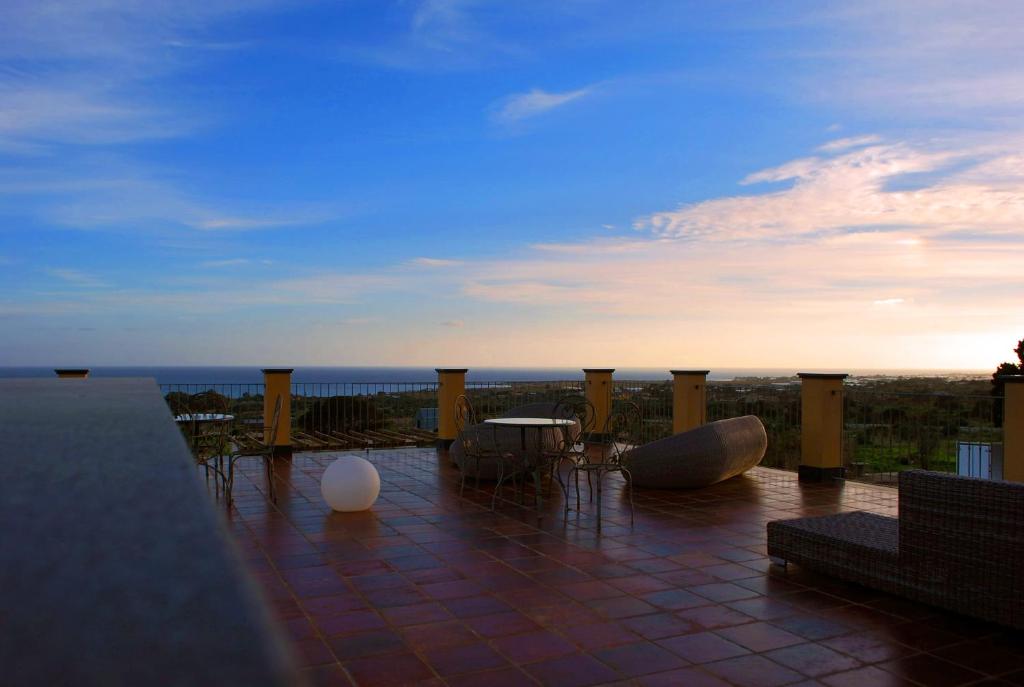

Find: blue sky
<box><xmin>1</xmin><ymin>1</ymin><xmax>1022</xmax><ymax>369</ymax></box>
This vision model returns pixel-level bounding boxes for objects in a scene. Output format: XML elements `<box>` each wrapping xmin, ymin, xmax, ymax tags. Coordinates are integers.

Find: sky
<box><xmin>0</xmin><ymin>0</ymin><xmax>1022</xmax><ymax>370</ymax></box>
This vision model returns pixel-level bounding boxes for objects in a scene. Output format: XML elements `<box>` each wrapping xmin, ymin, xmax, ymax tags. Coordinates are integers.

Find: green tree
<box><xmin>991</xmin><ymin>338</ymin><xmax>1024</xmax><ymax>426</ymax></box>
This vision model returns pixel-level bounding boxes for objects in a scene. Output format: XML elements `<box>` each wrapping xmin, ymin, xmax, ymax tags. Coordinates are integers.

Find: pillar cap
<box><xmin>261</xmin><ymin>368</ymin><xmax>294</xmax><ymax>374</ymax></box>
<box><xmin>435</xmin><ymin>368</ymin><xmax>468</xmax><ymax>373</ymax></box>
<box><xmin>797</xmin><ymin>372</ymin><xmax>849</xmax><ymax>380</ymax></box>
<box><xmin>999</xmin><ymin>374</ymin><xmax>1024</xmax><ymax>384</ymax></box>
<box><xmin>54</xmin><ymin>368</ymin><xmax>89</xmax><ymax>375</ymax></box>
<box><xmin>582</xmin><ymin>368</ymin><xmax>615</xmax><ymax>373</ymax></box>
<box><xmin>670</xmin><ymin>369</ymin><xmax>710</xmax><ymax>375</ymax></box>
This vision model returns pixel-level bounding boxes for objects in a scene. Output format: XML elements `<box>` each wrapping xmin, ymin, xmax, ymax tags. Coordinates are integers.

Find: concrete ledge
<box><xmin>0</xmin><ymin>378</ymin><xmax>303</xmax><ymax>686</ymax></box>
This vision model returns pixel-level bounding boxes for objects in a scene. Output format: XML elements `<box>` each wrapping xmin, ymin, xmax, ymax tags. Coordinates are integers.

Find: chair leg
<box><xmin>595</xmin><ymin>471</ymin><xmax>603</xmax><ymax>532</ymax></box>
<box><xmin>622</xmin><ymin>467</ymin><xmax>634</xmax><ymax>528</ymax></box>
<box><xmin>266</xmin><ymin>455</ymin><xmax>277</xmax><ymax>503</ymax></box>
<box><xmin>491</xmin><ymin>458</ymin><xmax>505</xmax><ymax>511</ymax></box>
<box><xmin>574</xmin><ymin>468</ymin><xmax>581</xmax><ymax>511</ymax></box>
<box><xmin>563</xmin><ymin>468</ymin><xmax>572</xmax><ymax>521</ymax></box>
<box><xmin>225</xmin><ymin>458</ymin><xmax>235</xmax><ymax>509</ymax></box>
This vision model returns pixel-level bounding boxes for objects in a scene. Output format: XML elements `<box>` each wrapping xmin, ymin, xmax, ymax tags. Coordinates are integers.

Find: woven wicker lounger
<box><xmin>768</xmin><ymin>470</ymin><xmax>1024</xmax><ymax>628</ymax></box>
<box><xmin>626</xmin><ymin>415</ymin><xmax>767</xmax><ymax>489</ymax></box>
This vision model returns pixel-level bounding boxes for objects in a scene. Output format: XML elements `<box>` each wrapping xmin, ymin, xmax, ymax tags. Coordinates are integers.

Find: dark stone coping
<box><xmin>797</xmin><ymin>372</ymin><xmax>849</xmax><ymax>380</ymax></box>
<box><xmin>582</xmin><ymin>368</ymin><xmax>616</xmax><ymax>373</ymax></box>
<box><xmin>999</xmin><ymin>375</ymin><xmax>1024</xmax><ymax>384</ymax></box>
<box><xmin>261</xmin><ymin>368</ymin><xmax>295</xmax><ymax>374</ymax></box>
<box><xmin>435</xmin><ymin>368</ymin><xmax>469</xmax><ymax>373</ymax></box>
<box><xmin>54</xmin><ymin>368</ymin><xmax>89</xmax><ymax>375</ymax></box>
<box><xmin>670</xmin><ymin>370</ymin><xmax>710</xmax><ymax>375</ymax></box>
<box><xmin>0</xmin><ymin>378</ymin><xmax>302</xmax><ymax>686</ymax></box>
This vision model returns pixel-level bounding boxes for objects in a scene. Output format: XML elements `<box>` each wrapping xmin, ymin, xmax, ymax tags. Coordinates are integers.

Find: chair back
<box><xmin>454</xmin><ymin>394</ymin><xmax>476</xmax><ymax>436</ymax></box>
<box><xmin>899</xmin><ymin>471</ymin><xmax>1024</xmax><ymax>594</ymax></box>
<box><xmin>554</xmin><ymin>395</ymin><xmax>595</xmax><ymax>446</ymax></box>
<box><xmin>190</xmin><ymin>391</ymin><xmax>232</xmax><ymax>460</ymax></box>
<box><xmin>602</xmin><ymin>401</ymin><xmax>643</xmax><ymax>465</ymax></box>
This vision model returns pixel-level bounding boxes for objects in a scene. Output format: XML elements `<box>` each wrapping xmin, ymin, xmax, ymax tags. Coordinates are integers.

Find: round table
<box><xmin>484</xmin><ymin>417</ymin><xmax>575</xmax><ymax>449</ymax></box>
<box><xmin>484</xmin><ymin>417</ymin><xmax>576</xmax><ymax>509</ymax></box>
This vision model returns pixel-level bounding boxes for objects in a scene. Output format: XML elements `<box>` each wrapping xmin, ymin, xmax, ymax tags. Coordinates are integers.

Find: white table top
<box><xmin>484</xmin><ymin>417</ymin><xmax>575</xmax><ymax>428</ymax></box>
<box><xmin>174</xmin><ymin>413</ymin><xmax>235</xmax><ymax>423</ymax></box>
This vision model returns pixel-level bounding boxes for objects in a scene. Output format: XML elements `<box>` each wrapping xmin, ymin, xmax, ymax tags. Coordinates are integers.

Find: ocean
<box><xmin>0</xmin><ymin>366</ymin><xmax>989</xmax><ymax>385</ymax></box>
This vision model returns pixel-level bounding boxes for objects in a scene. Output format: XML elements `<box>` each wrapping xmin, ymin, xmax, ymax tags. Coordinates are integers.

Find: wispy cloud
<box><xmin>635</xmin><ymin>139</ymin><xmax>1024</xmax><ymax>241</ymax></box>
<box><xmin>492</xmin><ymin>87</ymin><xmax>591</xmax><ymax>125</ymax></box>
<box><xmin>817</xmin><ymin>135</ymin><xmax>882</xmax><ymax>152</ymax></box>
<box><xmin>200</xmin><ymin>258</ymin><xmax>251</xmax><ymax>268</ymax></box>
<box><xmin>0</xmin><ymin>1</ymin><xmax>287</xmax><ymax>153</ymax></box>
<box><xmin>44</xmin><ymin>268</ymin><xmax>109</xmax><ymax>288</ymax></box>
<box><xmin>0</xmin><ymin>159</ymin><xmax>339</xmax><ymax>233</ymax></box>
<box><xmin>440</xmin><ymin>320</ymin><xmax>464</xmax><ymax>328</ymax></box>
<box><xmin>411</xmin><ymin>257</ymin><xmax>462</xmax><ymax>267</ymax></box>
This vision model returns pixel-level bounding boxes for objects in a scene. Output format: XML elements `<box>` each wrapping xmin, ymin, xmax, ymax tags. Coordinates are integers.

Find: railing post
<box><xmin>1002</xmin><ymin>375</ymin><xmax>1024</xmax><ymax>483</ymax></box>
<box><xmin>671</xmin><ymin>370</ymin><xmax>708</xmax><ymax>434</ymax></box>
<box><xmin>262</xmin><ymin>368</ymin><xmax>293</xmax><ymax>457</ymax></box>
<box><xmin>55</xmin><ymin>369</ymin><xmax>89</xmax><ymax>379</ymax></box>
<box><xmin>584</xmin><ymin>368</ymin><xmax>615</xmax><ymax>434</ymax></box>
<box><xmin>436</xmin><ymin>368</ymin><xmax>467</xmax><ymax>449</ymax></box>
<box><xmin>797</xmin><ymin>372</ymin><xmax>848</xmax><ymax>482</ymax></box>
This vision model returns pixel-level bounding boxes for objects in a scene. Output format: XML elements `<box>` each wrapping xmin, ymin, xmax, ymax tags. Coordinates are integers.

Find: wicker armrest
<box><xmin>767</xmin><ymin>511</ymin><xmax>901</xmax><ymax>593</ymax></box>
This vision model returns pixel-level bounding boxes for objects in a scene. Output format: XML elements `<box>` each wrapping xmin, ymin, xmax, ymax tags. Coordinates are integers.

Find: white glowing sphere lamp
<box><xmin>321</xmin><ymin>456</ymin><xmax>380</xmax><ymax>512</ymax></box>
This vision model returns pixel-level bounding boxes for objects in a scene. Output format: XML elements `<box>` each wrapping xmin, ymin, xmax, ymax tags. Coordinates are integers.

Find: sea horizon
<box><xmin>0</xmin><ymin>365</ymin><xmax>991</xmax><ymax>385</ymax></box>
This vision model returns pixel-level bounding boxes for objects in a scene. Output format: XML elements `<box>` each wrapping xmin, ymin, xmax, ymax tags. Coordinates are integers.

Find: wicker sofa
<box><xmin>767</xmin><ymin>470</ymin><xmax>1024</xmax><ymax>628</ymax></box>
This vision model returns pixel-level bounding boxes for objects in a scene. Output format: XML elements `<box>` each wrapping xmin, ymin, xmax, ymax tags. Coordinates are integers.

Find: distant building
<box><xmin>416</xmin><ymin>407</ymin><xmax>438</xmax><ymax>431</ymax></box>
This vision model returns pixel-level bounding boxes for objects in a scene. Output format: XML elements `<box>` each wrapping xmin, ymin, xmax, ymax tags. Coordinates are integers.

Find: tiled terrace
<box><xmin>225</xmin><ymin>449</ymin><xmax>1024</xmax><ymax>687</ymax></box>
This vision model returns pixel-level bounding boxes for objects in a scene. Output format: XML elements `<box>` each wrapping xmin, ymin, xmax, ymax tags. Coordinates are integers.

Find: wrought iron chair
<box><xmin>226</xmin><ymin>394</ymin><xmax>281</xmax><ymax>507</ymax></box>
<box><xmin>564</xmin><ymin>401</ymin><xmax>641</xmax><ymax>531</ymax></box>
<box><xmin>549</xmin><ymin>395</ymin><xmax>597</xmax><ymax>499</ymax></box>
<box><xmin>454</xmin><ymin>394</ymin><xmax>516</xmax><ymax>509</ymax></box>
<box><xmin>187</xmin><ymin>391</ymin><xmax>233</xmax><ymax>495</ymax></box>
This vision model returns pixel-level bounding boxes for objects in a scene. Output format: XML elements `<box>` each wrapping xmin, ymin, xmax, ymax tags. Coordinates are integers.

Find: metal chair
<box><xmin>549</xmin><ymin>395</ymin><xmax>596</xmax><ymax>501</ymax></box>
<box><xmin>564</xmin><ymin>401</ymin><xmax>640</xmax><ymax>531</ymax></box>
<box><xmin>188</xmin><ymin>391</ymin><xmax>233</xmax><ymax>495</ymax></box>
<box><xmin>454</xmin><ymin>394</ymin><xmax>515</xmax><ymax>509</ymax></box>
<box><xmin>226</xmin><ymin>394</ymin><xmax>281</xmax><ymax>507</ymax></box>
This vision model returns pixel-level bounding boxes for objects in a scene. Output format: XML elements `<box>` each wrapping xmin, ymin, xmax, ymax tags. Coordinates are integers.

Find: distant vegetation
<box><xmin>991</xmin><ymin>337</ymin><xmax>1023</xmax><ymax>426</ymax></box>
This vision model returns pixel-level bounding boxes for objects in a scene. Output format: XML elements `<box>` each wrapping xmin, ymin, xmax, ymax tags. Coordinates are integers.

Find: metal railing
<box><xmin>159</xmin><ymin>379</ymin><xmax>1004</xmax><ymax>480</ymax></box>
<box><xmin>290</xmin><ymin>382</ymin><xmax>438</xmax><ymax>439</ymax></box>
<box><xmin>843</xmin><ymin>389</ymin><xmax>1003</xmax><ymax>484</ymax></box>
<box><xmin>464</xmin><ymin>380</ymin><xmax>585</xmax><ymax>418</ymax></box>
<box><xmin>160</xmin><ymin>383</ymin><xmax>266</xmax><ymax>435</ymax></box>
<box><xmin>614</xmin><ymin>380</ymin><xmax>673</xmax><ymax>445</ymax></box>
<box><xmin>710</xmin><ymin>382</ymin><xmax>802</xmax><ymax>470</ymax></box>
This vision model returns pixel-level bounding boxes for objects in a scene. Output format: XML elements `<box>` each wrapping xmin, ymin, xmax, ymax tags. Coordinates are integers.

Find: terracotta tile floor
<box><xmin>222</xmin><ymin>448</ymin><xmax>1024</xmax><ymax>687</ymax></box>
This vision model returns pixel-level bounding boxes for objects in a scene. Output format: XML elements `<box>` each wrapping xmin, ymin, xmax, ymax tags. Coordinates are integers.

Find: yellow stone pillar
<box><xmin>584</xmin><ymin>368</ymin><xmax>615</xmax><ymax>434</ymax></box>
<box><xmin>671</xmin><ymin>370</ymin><xmax>709</xmax><ymax>434</ymax></box>
<box><xmin>1002</xmin><ymin>375</ymin><xmax>1024</xmax><ymax>483</ymax></box>
<box><xmin>262</xmin><ymin>368</ymin><xmax>293</xmax><ymax>456</ymax></box>
<box><xmin>436</xmin><ymin>368</ymin><xmax>467</xmax><ymax>448</ymax></box>
<box><xmin>55</xmin><ymin>369</ymin><xmax>89</xmax><ymax>378</ymax></box>
<box><xmin>798</xmin><ymin>372</ymin><xmax>848</xmax><ymax>482</ymax></box>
